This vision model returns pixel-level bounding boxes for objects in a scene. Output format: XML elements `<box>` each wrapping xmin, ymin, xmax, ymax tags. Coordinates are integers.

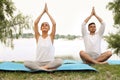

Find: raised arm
<box><xmin>84</xmin><ymin>14</ymin><xmax>92</xmax><ymax>23</ymax></box>
<box><xmin>82</xmin><ymin>7</ymin><xmax>94</xmax><ymax>36</ymax></box>
<box><xmin>93</xmin><ymin>7</ymin><xmax>105</xmax><ymax>35</ymax></box>
<box><xmin>34</xmin><ymin>6</ymin><xmax>45</xmax><ymax>43</ymax></box>
<box><xmin>93</xmin><ymin>7</ymin><xmax>103</xmax><ymax>23</ymax></box>
<box><xmin>84</xmin><ymin>8</ymin><xmax>94</xmax><ymax>23</ymax></box>
<box><xmin>45</xmin><ymin>3</ymin><xmax>56</xmax><ymax>43</ymax></box>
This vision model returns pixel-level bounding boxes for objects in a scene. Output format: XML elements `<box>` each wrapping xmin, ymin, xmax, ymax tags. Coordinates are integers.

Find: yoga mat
<box><xmin>0</xmin><ymin>62</ymin><xmax>30</xmax><ymax>72</ymax></box>
<box><xmin>64</xmin><ymin>59</ymin><xmax>120</xmax><ymax>65</ymax></box>
<box><xmin>63</xmin><ymin>60</ymin><xmax>82</xmax><ymax>64</ymax></box>
<box><xmin>107</xmin><ymin>60</ymin><xmax>120</xmax><ymax>65</ymax></box>
<box><xmin>57</xmin><ymin>63</ymin><xmax>96</xmax><ymax>71</ymax></box>
<box><xmin>0</xmin><ymin>61</ymin><xmax>96</xmax><ymax>72</ymax></box>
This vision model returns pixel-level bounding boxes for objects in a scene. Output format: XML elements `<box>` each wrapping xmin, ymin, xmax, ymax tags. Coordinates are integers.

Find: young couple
<box><xmin>24</xmin><ymin>4</ymin><xmax>112</xmax><ymax>71</ymax></box>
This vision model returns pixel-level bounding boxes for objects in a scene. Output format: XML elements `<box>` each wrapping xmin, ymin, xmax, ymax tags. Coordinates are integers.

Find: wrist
<box><xmin>94</xmin><ymin>14</ymin><xmax>98</xmax><ymax>17</ymax></box>
<box><xmin>89</xmin><ymin>15</ymin><xmax>92</xmax><ymax>18</ymax></box>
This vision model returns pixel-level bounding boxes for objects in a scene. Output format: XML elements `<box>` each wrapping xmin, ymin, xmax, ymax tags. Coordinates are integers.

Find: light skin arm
<box><xmin>84</xmin><ymin>8</ymin><xmax>94</xmax><ymax>23</ymax></box>
<box><xmin>93</xmin><ymin>7</ymin><xmax>103</xmax><ymax>23</ymax></box>
<box><xmin>93</xmin><ymin>7</ymin><xmax>105</xmax><ymax>35</ymax></box>
<box><xmin>45</xmin><ymin>3</ymin><xmax>56</xmax><ymax>43</ymax></box>
<box><xmin>84</xmin><ymin>15</ymin><xmax>92</xmax><ymax>23</ymax></box>
<box><xmin>84</xmin><ymin>7</ymin><xmax>103</xmax><ymax>23</ymax></box>
<box><xmin>82</xmin><ymin>7</ymin><xmax>94</xmax><ymax>35</ymax></box>
<box><xmin>34</xmin><ymin>6</ymin><xmax>45</xmax><ymax>43</ymax></box>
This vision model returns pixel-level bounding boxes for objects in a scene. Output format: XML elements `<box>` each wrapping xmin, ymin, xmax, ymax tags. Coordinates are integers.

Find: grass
<box><xmin>0</xmin><ymin>64</ymin><xmax>120</xmax><ymax>80</ymax></box>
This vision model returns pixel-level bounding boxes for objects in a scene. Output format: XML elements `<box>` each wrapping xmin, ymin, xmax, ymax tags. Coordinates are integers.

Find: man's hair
<box><xmin>88</xmin><ymin>22</ymin><xmax>95</xmax><ymax>27</ymax></box>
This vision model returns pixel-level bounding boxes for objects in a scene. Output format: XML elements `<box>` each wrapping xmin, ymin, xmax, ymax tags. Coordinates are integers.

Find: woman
<box><xmin>24</xmin><ymin>3</ymin><xmax>63</xmax><ymax>71</ymax></box>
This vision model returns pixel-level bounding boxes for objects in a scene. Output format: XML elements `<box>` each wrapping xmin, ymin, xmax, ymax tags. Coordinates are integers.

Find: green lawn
<box><xmin>0</xmin><ymin>64</ymin><xmax>120</xmax><ymax>80</ymax></box>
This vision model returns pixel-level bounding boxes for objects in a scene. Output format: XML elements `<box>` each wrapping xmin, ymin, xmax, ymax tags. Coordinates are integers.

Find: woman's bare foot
<box><xmin>48</xmin><ymin>68</ymin><xmax>56</xmax><ymax>71</ymax></box>
<box><xmin>39</xmin><ymin>67</ymin><xmax>56</xmax><ymax>71</ymax></box>
<box><xmin>39</xmin><ymin>66</ymin><xmax>48</xmax><ymax>71</ymax></box>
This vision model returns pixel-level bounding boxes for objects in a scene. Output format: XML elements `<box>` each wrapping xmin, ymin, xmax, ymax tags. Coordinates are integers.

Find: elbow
<box><xmin>53</xmin><ymin>23</ymin><xmax>56</xmax><ymax>26</ymax></box>
<box><xmin>34</xmin><ymin>21</ymin><xmax>38</xmax><ymax>26</ymax></box>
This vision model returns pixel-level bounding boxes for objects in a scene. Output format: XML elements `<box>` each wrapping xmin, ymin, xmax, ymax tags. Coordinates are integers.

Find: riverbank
<box><xmin>0</xmin><ymin>38</ymin><xmax>120</xmax><ymax>61</ymax></box>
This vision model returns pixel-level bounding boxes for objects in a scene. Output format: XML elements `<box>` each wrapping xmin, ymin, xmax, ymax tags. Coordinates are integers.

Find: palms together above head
<box><xmin>43</xmin><ymin>3</ymin><xmax>48</xmax><ymax>13</ymax></box>
<box><xmin>45</xmin><ymin>3</ymin><xmax>48</xmax><ymax>12</ymax></box>
<box><xmin>91</xmin><ymin>7</ymin><xmax>96</xmax><ymax>16</ymax></box>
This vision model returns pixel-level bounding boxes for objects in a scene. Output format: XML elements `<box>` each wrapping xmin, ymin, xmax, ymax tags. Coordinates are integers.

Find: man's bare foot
<box><xmin>95</xmin><ymin>61</ymin><xmax>108</xmax><ymax>64</ymax></box>
<box><xmin>85</xmin><ymin>61</ymin><xmax>108</xmax><ymax>65</ymax></box>
<box><xmin>99</xmin><ymin>61</ymin><xmax>108</xmax><ymax>64</ymax></box>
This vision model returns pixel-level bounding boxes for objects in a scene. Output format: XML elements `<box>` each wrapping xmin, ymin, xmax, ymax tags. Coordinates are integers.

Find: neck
<box><xmin>90</xmin><ymin>32</ymin><xmax>95</xmax><ymax>35</ymax></box>
<box><xmin>42</xmin><ymin>32</ymin><xmax>48</xmax><ymax>38</ymax></box>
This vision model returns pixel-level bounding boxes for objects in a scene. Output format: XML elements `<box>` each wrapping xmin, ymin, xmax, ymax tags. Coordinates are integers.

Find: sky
<box><xmin>13</xmin><ymin>0</ymin><xmax>114</xmax><ymax>36</ymax></box>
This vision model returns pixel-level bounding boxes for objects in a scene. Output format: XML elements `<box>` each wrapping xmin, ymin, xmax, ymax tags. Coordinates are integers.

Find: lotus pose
<box><xmin>79</xmin><ymin>7</ymin><xmax>112</xmax><ymax>64</ymax></box>
<box><xmin>24</xmin><ymin>3</ymin><xmax>62</xmax><ymax>70</ymax></box>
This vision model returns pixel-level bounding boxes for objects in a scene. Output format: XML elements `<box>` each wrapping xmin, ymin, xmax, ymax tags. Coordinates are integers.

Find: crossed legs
<box><xmin>79</xmin><ymin>50</ymin><xmax>112</xmax><ymax>64</ymax></box>
<box><xmin>24</xmin><ymin>59</ymin><xmax>63</xmax><ymax>71</ymax></box>
<box><xmin>39</xmin><ymin>59</ymin><xmax>63</xmax><ymax>71</ymax></box>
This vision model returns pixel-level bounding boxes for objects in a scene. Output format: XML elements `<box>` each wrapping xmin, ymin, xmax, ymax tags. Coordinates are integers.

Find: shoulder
<box><xmin>101</xmin><ymin>21</ymin><xmax>105</xmax><ymax>26</ymax></box>
<box><xmin>82</xmin><ymin>22</ymin><xmax>86</xmax><ymax>26</ymax></box>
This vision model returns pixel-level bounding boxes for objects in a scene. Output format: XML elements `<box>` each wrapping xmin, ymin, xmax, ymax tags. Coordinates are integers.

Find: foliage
<box><xmin>105</xmin><ymin>32</ymin><xmax>120</xmax><ymax>54</ymax></box>
<box><xmin>106</xmin><ymin>0</ymin><xmax>120</xmax><ymax>26</ymax></box>
<box><xmin>0</xmin><ymin>0</ymin><xmax>32</xmax><ymax>48</ymax></box>
<box><xmin>21</xmin><ymin>33</ymin><xmax>34</xmax><ymax>38</ymax></box>
<box><xmin>10</xmin><ymin>33</ymin><xmax>80</xmax><ymax>40</ymax></box>
<box><xmin>105</xmin><ymin>0</ymin><xmax>120</xmax><ymax>55</ymax></box>
<box><xmin>55</xmin><ymin>34</ymin><xmax>80</xmax><ymax>40</ymax></box>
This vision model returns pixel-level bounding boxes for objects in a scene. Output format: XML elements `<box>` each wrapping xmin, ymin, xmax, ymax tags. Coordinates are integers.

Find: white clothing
<box><xmin>36</xmin><ymin>35</ymin><xmax>54</xmax><ymax>62</ymax></box>
<box><xmin>24</xmin><ymin>35</ymin><xmax>63</xmax><ymax>70</ymax></box>
<box><xmin>24</xmin><ymin>59</ymin><xmax>63</xmax><ymax>70</ymax></box>
<box><xmin>82</xmin><ymin>22</ymin><xmax>105</xmax><ymax>58</ymax></box>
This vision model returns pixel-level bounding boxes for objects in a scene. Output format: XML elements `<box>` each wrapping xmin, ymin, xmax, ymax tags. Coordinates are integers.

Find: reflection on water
<box><xmin>0</xmin><ymin>38</ymin><xmax>120</xmax><ymax>61</ymax></box>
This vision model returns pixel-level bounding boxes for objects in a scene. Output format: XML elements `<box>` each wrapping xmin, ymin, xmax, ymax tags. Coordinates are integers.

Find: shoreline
<box><xmin>0</xmin><ymin>38</ymin><xmax>120</xmax><ymax>61</ymax></box>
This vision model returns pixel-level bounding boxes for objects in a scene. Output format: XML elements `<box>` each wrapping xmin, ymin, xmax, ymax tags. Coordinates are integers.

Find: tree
<box><xmin>105</xmin><ymin>0</ymin><xmax>120</xmax><ymax>55</ymax></box>
<box><xmin>0</xmin><ymin>0</ymin><xmax>32</xmax><ymax>48</ymax></box>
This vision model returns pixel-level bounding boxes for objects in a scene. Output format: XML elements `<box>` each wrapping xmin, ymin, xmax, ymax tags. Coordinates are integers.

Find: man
<box><xmin>79</xmin><ymin>7</ymin><xmax>112</xmax><ymax>64</ymax></box>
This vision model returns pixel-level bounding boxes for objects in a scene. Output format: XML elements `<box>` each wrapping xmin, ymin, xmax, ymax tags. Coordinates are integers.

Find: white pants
<box><xmin>24</xmin><ymin>59</ymin><xmax>63</xmax><ymax>70</ymax></box>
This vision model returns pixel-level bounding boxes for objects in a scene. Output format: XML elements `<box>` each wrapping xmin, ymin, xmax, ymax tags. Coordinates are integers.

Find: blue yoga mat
<box><xmin>64</xmin><ymin>60</ymin><xmax>120</xmax><ymax>65</ymax></box>
<box><xmin>0</xmin><ymin>61</ymin><xmax>96</xmax><ymax>72</ymax></box>
<box><xmin>0</xmin><ymin>62</ymin><xmax>30</xmax><ymax>72</ymax></box>
<box><xmin>0</xmin><ymin>60</ymin><xmax>119</xmax><ymax>72</ymax></box>
<box><xmin>57</xmin><ymin>63</ymin><xmax>96</xmax><ymax>71</ymax></box>
<box><xmin>107</xmin><ymin>60</ymin><xmax>120</xmax><ymax>65</ymax></box>
<box><xmin>63</xmin><ymin>60</ymin><xmax>82</xmax><ymax>64</ymax></box>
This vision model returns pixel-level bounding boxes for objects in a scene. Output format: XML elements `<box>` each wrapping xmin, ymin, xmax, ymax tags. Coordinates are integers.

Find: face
<box><xmin>88</xmin><ymin>24</ymin><xmax>96</xmax><ymax>33</ymax></box>
<box><xmin>41</xmin><ymin>22</ymin><xmax>50</xmax><ymax>32</ymax></box>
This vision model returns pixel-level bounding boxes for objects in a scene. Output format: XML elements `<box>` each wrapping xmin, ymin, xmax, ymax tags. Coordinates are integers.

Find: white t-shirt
<box><xmin>36</xmin><ymin>35</ymin><xmax>54</xmax><ymax>62</ymax></box>
<box><xmin>82</xmin><ymin>22</ymin><xmax>105</xmax><ymax>56</ymax></box>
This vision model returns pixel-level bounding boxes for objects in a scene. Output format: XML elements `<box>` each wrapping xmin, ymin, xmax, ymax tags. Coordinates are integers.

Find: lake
<box><xmin>0</xmin><ymin>38</ymin><xmax>120</xmax><ymax>61</ymax></box>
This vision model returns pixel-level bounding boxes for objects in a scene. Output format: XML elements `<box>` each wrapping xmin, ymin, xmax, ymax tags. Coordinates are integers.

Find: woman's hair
<box><xmin>41</xmin><ymin>22</ymin><xmax>50</xmax><ymax>27</ymax></box>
